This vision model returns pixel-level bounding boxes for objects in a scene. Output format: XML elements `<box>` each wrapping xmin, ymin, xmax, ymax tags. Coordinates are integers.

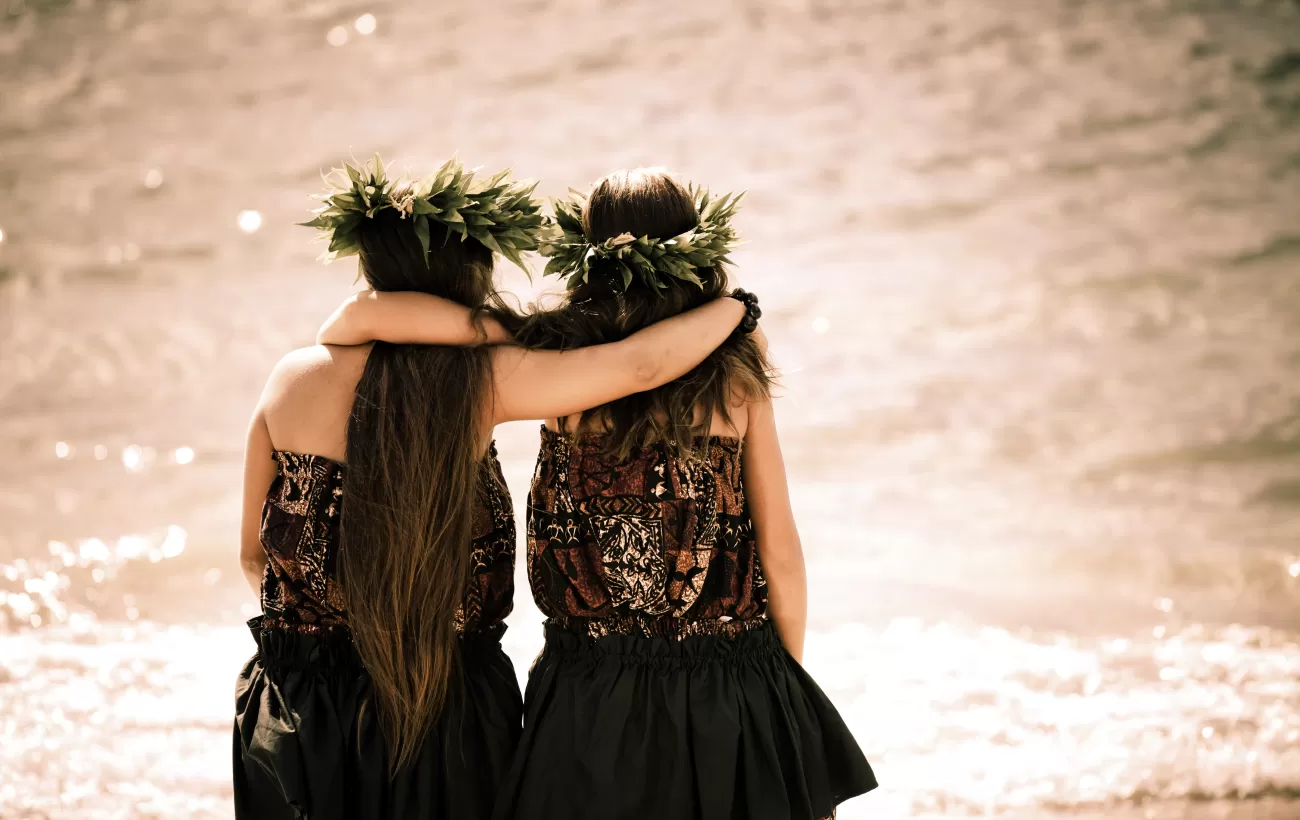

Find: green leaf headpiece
<box><xmin>299</xmin><ymin>154</ymin><xmax>544</xmax><ymax>271</ymax></box>
<box><xmin>538</xmin><ymin>184</ymin><xmax>742</xmax><ymax>293</ymax></box>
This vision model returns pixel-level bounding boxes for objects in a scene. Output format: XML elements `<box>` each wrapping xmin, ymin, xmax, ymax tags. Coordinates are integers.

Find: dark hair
<box><xmin>339</xmin><ymin>200</ymin><xmax>497</xmax><ymax>776</ymax></box>
<box><xmin>510</xmin><ymin>168</ymin><xmax>773</xmax><ymax>457</ymax></box>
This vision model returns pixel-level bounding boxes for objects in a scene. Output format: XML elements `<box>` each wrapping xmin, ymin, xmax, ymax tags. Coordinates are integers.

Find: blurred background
<box><xmin>2</xmin><ymin>0</ymin><xmax>1299</xmax><ymax>817</ymax></box>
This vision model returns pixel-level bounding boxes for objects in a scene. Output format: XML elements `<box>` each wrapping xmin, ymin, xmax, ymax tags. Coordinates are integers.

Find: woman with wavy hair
<box><xmin>321</xmin><ymin>167</ymin><xmax>877</xmax><ymax>820</ymax></box>
<box><xmin>234</xmin><ymin>158</ymin><xmax>755</xmax><ymax>820</ymax></box>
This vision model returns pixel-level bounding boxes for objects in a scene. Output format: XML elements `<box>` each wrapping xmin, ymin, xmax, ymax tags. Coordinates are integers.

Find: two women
<box><xmin>233</xmin><ymin>158</ymin><xmax>757</xmax><ymax>819</ymax></box>
<box><xmin>237</xmin><ymin>157</ymin><xmax>876</xmax><ymax>818</ymax></box>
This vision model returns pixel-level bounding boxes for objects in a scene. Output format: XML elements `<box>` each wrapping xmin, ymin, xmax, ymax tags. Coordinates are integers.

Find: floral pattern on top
<box><xmin>259</xmin><ymin>444</ymin><xmax>515</xmax><ymax>635</ymax></box>
<box><xmin>527</xmin><ymin>426</ymin><xmax>767</xmax><ymax>640</ymax></box>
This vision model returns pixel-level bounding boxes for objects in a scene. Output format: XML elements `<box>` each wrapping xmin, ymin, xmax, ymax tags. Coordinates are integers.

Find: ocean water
<box><xmin>2</xmin><ymin>0</ymin><xmax>1299</xmax><ymax>817</ymax></box>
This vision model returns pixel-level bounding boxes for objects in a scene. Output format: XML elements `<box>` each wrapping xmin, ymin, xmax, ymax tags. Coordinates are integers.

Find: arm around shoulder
<box><xmin>490</xmin><ymin>296</ymin><xmax>746</xmax><ymax>424</ymax></box>
<box><xmin>317</xmin><ymin>290</ymin><xmax>510</xmax><ymax>346</ymax></box>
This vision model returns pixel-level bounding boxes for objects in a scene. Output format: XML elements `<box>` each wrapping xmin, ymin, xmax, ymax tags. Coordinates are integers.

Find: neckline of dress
<box><xmin>538</xmin><ymin>424</ymin><xmax>742</xmax><ymax>446</ymax></box>
<box><xmin>272</xmin><ymin>440</ymin><xmax>500</xmax><ymax>468</ymax></box>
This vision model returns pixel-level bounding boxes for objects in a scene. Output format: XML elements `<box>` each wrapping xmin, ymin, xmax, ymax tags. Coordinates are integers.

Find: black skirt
<box><xmin>233</xmin><ymin>617</ymin><xmax>522</xmax><ymax>820</ymax></box>
<box><xmin>495</xmin><ymin>621</ymin><xmax>877</xmax><ymax>820</ymax></box>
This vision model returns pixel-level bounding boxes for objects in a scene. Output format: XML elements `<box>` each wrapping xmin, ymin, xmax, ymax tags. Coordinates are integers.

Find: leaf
<box><xmin>413</xmin><ymin>215</ymin><xmax>431</xmax><ymax>264</ymax></box>
<box><xmin>304</xmin><ymin>152</ymin><xmax>546</xmax><ymax>275</ymax></box>
<box><xmin>335</xmin><ymin>213</ymin><xmax>363</xmax><ymax>235</ymax></box>
<box><xmin>501</xmin><ymin>247</ymin><xmax>531</xmax><ymax>275</ymax></box>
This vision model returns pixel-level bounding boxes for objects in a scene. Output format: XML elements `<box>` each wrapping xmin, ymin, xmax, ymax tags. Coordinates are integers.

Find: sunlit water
<box><xmin>2</xmin><ymin>0</ymin><xmax>1299</xmax><ymax>817</ymax></box>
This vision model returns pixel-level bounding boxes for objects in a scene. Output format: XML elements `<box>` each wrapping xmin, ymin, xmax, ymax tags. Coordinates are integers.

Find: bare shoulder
<box><xmin>263</xmin><ymin>345</ymin><xmax>370</xmax><ymax>401</ymax></box>
<box><xmin>710</xmin><ymin>379</ymin><xmax>761</xmax><ymax>439</ymax></box>
<box><xmin>260</xmin><ymin>344</ymin><xmax>372</xmax><ymax>459</ymax></box>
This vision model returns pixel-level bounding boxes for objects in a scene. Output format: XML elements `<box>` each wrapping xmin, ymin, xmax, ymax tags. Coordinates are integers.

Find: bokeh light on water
<box><xmin>2</xmin><ymin>0</ymin><xmax>1299</xmax><ymax>817</ymax></box>
<box><xmin>2</xmin><ymin>524</ymin><xmax>188</xmax><ymax>630</ymax></box>
<box><xmin>236</xmin><ymin>210</ymin><xmax>262</xmax><ymax>234</ymax></box>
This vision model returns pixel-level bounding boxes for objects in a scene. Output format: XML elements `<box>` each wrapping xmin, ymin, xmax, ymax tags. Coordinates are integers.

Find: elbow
<box><xmin>240</xmin><ymin>551</ymin><xmax>267</xmax><ymax>594</ymax></box>
<box><xmin>317</xmin><ymin>295</ymin><xmax>365</xmax><ymax>346</ymax></box>
<box><xmin>626</xmin><ymin>346</ymin><xmax>665</xmax><ymax>390</ymax></box>
<box><xmin>239</xmin><ymin>536</ymin><xmax>266</xmax><ymax>576</ymax></box>
<box><xmin>239</xmin><ymin>548</ymin><xmax>262</xmax><ymax>575</ymax></box>
<box><xmin>319</xmin><ymin>320</ymin><xmax>363</xmax><ymax>348</ymax></box>
<box><xmin>759</xmin><ymin>530</ymin><xmax>806</xmax><ymax>574</ymax></box>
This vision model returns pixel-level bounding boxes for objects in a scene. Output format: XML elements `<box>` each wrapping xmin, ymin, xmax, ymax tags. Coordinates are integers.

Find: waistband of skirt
<box><xmin>541</xmin><ymin>617</ymin><xmax>782</xmax><ymax>667</ymax></box>
<box><xmin>546</xmin><ymin>612</ymin><xmax>771</xmax><ymax>642</ymax></box>
<box><xmin>247</xmin><ymin>616</ymin><xmax>506</xmax><ymax>674</ymax></box>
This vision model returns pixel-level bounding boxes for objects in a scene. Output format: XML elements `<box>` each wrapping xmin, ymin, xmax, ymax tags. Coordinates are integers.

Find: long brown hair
<box><xmin>340</xmin><ymin>202</ymin><xmax>498</xmax><ymax>776</ymax></box>
<box><xmin>509</xmin><ymin>168</ymin><xmax>773</xmax><ymax>457</ymax></box>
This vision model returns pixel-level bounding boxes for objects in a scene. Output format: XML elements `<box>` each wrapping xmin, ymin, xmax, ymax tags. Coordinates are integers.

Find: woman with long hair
<box><xmin>234</xmin><ymin>158</ymin><xmax>756</xmax><ymax>820</ymax></box>
<box><xmin>322</xmin><ymin>167</ymin><xmax>877</xmax><ymax>819</ymax></box>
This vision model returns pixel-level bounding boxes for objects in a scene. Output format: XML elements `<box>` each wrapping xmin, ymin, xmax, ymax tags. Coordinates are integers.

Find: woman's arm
<box><xmin>317</xmin><ymin>290</ymin><xmax>511</xmax><ymax>346</ymax></box>
<box><xmin>239</xmin><ymin>407</ymin><xmax>277</xmax><ymax>596</ymax></box>
<box><xmin>742</xmin><ymin>396</ymin><xmax>807</xmax><ymax>661</ymax></box>
<box><xmin>489</xmin><ymin>297</ymin><xmax>747</xmax><ymax>424</ymax></box>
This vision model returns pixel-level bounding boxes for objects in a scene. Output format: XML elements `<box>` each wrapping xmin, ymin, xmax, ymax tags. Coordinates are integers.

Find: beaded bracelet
<box><xmin>728</xmin><ymin>288</ymin><xmax>762</xmax><ymax>335</ymax></box>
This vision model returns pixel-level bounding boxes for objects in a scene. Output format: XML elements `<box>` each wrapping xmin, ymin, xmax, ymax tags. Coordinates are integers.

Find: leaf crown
<box><xmin>299</xmin><ymin>154</ymin><xmax>545</xmax><ymax>270</ymax></box>
<box><xmin>538</xmin><ymin>184</ymin><xmax>743</xmax><ymax>292</ymax></box>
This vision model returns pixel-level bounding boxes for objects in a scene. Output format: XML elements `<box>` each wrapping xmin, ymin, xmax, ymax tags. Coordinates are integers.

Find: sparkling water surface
<box><xmin>2</xmin><ymin>0</ymin><xmax>1299</xmax><ymax>817</ymax></box>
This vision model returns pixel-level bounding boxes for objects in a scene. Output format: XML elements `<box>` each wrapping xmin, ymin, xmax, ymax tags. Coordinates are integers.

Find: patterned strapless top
<box><xmin>526</xmin><ymin>425</ymin><xmax>768</xmax><ymax>640</ymax></box>
<box><xmin>258</xmin><ymin>442</ymin><xmax>515</xmax><ymax>636</ymax></box>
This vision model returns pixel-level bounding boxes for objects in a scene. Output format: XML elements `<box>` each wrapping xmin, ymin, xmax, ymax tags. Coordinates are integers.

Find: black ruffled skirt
<box><xmin>495</xmin><ymin>621</ymin><xmax>877</xmax><ymax>820</ymax></box>
<box><xmin>233</xmin><ymin>617</ymin><xmax>522</xmax><ymax>820</ymax></box>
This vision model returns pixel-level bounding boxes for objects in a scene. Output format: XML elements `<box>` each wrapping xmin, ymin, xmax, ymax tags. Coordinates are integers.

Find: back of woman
<box><xmin>231</xmin><ymin>158</ymin><xmax>533</xmax><ymax>820</ymax></box>
<box><xmin>237</xmin><ymin>366</ymin><xmax>519</xmax><ymax>820</ymax></box>
<box><xmin>497</xmin><ymin>170</ymin><xmax>878</xmax><ymax>820</ymax></box>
